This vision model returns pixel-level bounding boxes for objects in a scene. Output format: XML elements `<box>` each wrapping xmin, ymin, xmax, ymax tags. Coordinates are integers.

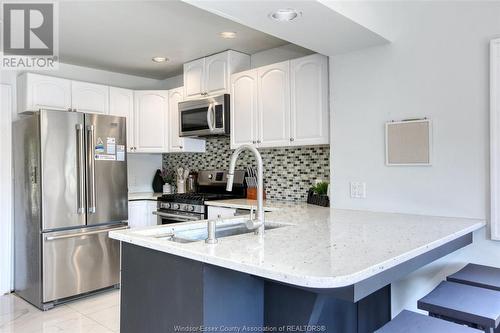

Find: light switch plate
<box><xmin>350</xmin><ymin>182</ymin><xmax>366</xmax><ymax>199</ymax></box>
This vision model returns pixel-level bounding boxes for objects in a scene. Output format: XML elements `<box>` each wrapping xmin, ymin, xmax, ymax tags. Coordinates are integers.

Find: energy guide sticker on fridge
<box><xmin>95</xmin><ymin>137</ymin><xmax>105</xmax><ymax>153</ymax></box>
<box><xmin>107</xmin><ymin>137</ymin><xmax>116</xmax><ymax>154</ymax></box>
<box><xmin>117</xmin><ymin>145</ymin><xmax>125</xmax><ymax>161</ymax></box>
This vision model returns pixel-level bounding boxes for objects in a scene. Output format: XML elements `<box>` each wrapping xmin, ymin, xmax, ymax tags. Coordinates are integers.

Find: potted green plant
<box><xmin>161</xmin><ymin>169</ymin><xmax>175</xmax><ymax>194</ymax></box>
<box><xmin>307</xmin><ymin>181</ymin><xmax>330</xmax><ymax>207</ymax></box>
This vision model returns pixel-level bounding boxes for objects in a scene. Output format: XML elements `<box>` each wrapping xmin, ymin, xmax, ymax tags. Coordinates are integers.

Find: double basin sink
<box><xmin>153</xmin><ymin>217</ymin><xmax>286</xmax><ymax>243</ymax></box>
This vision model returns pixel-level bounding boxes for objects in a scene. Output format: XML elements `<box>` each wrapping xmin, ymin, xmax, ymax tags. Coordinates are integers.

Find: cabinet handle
<box><xmin>257</xmin><ymin>140</ymin><xmax>261</xmax><ymax>144</ymax></box>
<box><xmin>290</xmin><ymin>138</ymin><xmax>294</xmax><ymax>142</ymax></box>
<box><xmin>67</xmin><ymin>108</ymin><xmax>72</xmax><ymax>112</ymax></box>
<box><xmin>252</xmin><ymin>141</ymin><xmax>256</xmax><ymax>144</ymax></box>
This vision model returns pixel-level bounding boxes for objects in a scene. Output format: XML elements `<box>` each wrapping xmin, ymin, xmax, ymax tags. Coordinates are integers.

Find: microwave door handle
<box><xmin>207</xmin><ymin>103</ymin><xmax>215</xmax><ymax>132</ymax></box>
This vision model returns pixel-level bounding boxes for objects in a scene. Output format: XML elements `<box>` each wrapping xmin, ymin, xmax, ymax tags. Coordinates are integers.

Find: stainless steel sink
<box><xmin>162</xmin><ymin>222</ymin><xmax>284</xmax><ymax>243</ymax></box>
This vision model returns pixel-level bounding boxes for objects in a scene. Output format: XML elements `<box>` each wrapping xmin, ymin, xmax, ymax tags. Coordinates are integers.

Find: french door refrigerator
<box><xmin>13</xmin><ymin>109</ymin><xmax>128</xmax><ymax>310</ymax></box>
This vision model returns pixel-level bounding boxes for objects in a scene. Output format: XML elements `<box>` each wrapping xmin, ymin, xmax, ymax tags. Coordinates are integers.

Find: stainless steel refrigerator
<box><xmin>13</xmin><ymin>109</ymin><xmax>128</xmax><ymax>310</ymax></box>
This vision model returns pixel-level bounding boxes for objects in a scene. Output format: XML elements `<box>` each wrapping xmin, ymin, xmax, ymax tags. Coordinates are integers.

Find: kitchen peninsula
<box><xmin>110</xmin><ymin>205</ymin><xmax>484</xmax><ymax>333</ymax></box>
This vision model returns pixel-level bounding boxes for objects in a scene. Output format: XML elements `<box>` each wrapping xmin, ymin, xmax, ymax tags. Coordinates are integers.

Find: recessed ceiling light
<box><xmin>219</xmin><ymin>31</ymin><xmax>237</xmax><ymax>39</ymax></box>
<box><xmin>152</xmin><ymin>56</ymin><xmax>168</xmax><ymax>63</ymax></box>
<box><xmin>269</xmin><ymin>8</ymin><xmax>302</xmax><ymax>22</ymax></box>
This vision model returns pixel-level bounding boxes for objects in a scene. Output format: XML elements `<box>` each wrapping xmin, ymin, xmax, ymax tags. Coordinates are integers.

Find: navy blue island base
<box><xmin>120</xmin><ymin>232</ymin><xmax>473</xmax><ymax>333</ymax></box>
<box><xmin>120</xmin><ymin>243</ymin><xmax>386</xmax><ymax>333</ymax></box>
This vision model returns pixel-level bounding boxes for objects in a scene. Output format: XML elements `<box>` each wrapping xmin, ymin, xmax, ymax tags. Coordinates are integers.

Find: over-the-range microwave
<box><xmin>178</xmin><ymin>94</ymin><xmax>230</xmax><ymax>137</ymax></box>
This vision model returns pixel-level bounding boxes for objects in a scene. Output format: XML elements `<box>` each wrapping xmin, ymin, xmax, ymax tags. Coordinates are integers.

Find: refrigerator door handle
<box><xmin>44</xmin><ymin>225</ymin><xmax>129</xmax><ymax>241</ymax></box>
<box><xmin>76</xmin><ymin>124</ymin><xmax>85</xmax><ymax>214</ymax></box>
<box><xmin>87</xmin><ymin>125</ymin><xmax>96</xmax><ymax>214</ymax></box>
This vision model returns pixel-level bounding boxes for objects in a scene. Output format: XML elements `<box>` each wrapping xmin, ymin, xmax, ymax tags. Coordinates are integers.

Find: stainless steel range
<box><xmin>155</xmin><ymin>170</ymin><xmax>246</xmax><ymax>224</ymax></box>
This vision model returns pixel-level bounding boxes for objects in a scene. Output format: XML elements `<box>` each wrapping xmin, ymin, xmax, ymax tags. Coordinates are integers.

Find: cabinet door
<box><xmin>147</xmin><ymin>201</ymin><xmax>158</xmax><ymax>226</ymax></box>
<box><xmin>207</xmin><ymin>206</ymin><xmax>237</xmax><ymax>220</ymax></box>
<box><xmin>290</xmin><ymin>54</ymin><xmax>329</xmax><ymax>146</ymax></box>
<box><xmin>134</xmin><ymin>91</ymin><xmax>168</xmax><ymax>153</ymax></box>
<box><xmin>109</xmin><ymin>87</ymin><xmax>134</xmax><ymax>152</ymax></box>
<box><xmin>167</xmin><ymin>87</ymin><xmax>205</xmax><ymax>153</ymax></box>
<box><xmin>205</xmin><ymin>52</ymin><xmax>228</xmax><ymax>96</ymax></box>
<box><xmin>183</xmin><ymin>58</ymin><xmax>205</xmax><ymax>100</ymax></box>
<box><xmin>128</xmin><ymin>201</ymin><xmax>148</xmax><ymax>229</ymax></box>
<box><xmin>257</xmin><ymin>61</ymin><xmax>291</xmax><ymax>148</ymax></box>
<box><xmin>19</xmin><ymin>73</ymin><xmax>72</xmax><ymax>112</ymax></box>
<box><xmin>231</xmin><ymin>70</ymin><xmax>258</xmax><ymax>149</ymax></box>
<box><xmin>168</xmin><ymin>87</ymin><xmax>184</xmax><ymax>152</ymax></box>
<box><xmin>71</xmin><ymin>81</ymin><xmax>109</xmax><ymax>114</ymax></box>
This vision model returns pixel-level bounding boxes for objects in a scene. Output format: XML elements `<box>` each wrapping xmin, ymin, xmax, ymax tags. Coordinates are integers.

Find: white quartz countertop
<box><xmin>205</xmin><ymin>198</ymin><xmax>301</xmax><ymax>211</ymax></box>
<box><xmin>110</xmin><ymin>205</ymin><xmax>485</xmax><ymax>289</ymax></box>
<box><xmin>128</xmin><ymin>192</ymin><xmax>162</xmax><ymax>201</ymax></box>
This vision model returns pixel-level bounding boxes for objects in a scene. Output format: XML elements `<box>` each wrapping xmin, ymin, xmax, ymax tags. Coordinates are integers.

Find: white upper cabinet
<box><xmin>290</xmin><ymin>54</ymin><xmax>329</xmax><ymax>146</ymax></box>
<box><xmin>134</xmin><ymin>91</ymin><xmax>169</xmax><ymax>153</ymax></box>
<box><xmin>71</xmin><ymin>81</ymin><xmax>109</xmax><ymax>114</ymax></box>
<box><xmin>231</xmin><ymin>70</ymin><xmax>258</xmax><ymax>149</ymax></box>
<box><xmin>183</xmin><ymin>58</ymin><xmax>205</xmax><ymax>100</ymax></box>
<box><xmin>17</xmin><ymin>73</ymin><xmax>72</xmax><ymax>112</ymax></box>
<box><xmin>230</xmin><ymin>54</ymin><xmax>329</xmax><ymax>149</ymax></box>
<box><xmin>168</xmin><ymin>87</ymin><xmax>205</xmax><ymax>153</ymax></box>
<box><xmin>205</xmin><ymin>52</ymin><xmax>229</xmax><ymax>96</ymax></box>
<box><xmin>257</xmin><ymin>61</ymin><xmax>291</xmax><ymax>148</ymax></box>
<box><xmin>109</xmin><ymin>87</ymin><xmax>134</xmax><ymax>152</ymax></box>
<box><xmin>184</xmin><ymin>50</ymin><xmax>250</xmax><ymax>100</ymax></box>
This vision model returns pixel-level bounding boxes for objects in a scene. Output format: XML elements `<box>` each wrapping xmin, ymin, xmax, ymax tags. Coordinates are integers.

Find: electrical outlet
<box><xmin>350</xmin><ymin>182</ymin><xmax>366</xmax><ymax>199</ymax></box>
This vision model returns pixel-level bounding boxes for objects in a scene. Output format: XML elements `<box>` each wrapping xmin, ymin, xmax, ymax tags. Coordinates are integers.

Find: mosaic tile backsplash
<box><xmin>162</xmin><ymin>137</ymin><xmax>330</xmax><ymax>201</ymax></box>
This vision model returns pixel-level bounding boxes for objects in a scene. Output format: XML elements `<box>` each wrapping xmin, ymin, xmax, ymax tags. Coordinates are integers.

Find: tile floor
<box><xmin>0</xmin><ymin>290</ymin><xmax>120</xmax><ymax>333</ymax></box>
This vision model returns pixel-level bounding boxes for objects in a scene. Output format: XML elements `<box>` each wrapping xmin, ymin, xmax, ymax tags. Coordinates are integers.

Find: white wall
<box><xmin>327</xmin><ymin>1</ymin><xmax>500</xmax><ymax>315</ymax></box>
<box><xmin>128</xmin><ymin>154</ymin><xmax>163</xmax><ymax>193</ymax></box>
<box><xmin>20</xmin><ymin>62</ymin><xmax>164</xmax><ymax>89</ymax></box>
<box><xmin>160</xmin><ymin>74</ymin><xmax>183</xmax><ymax>90</ymax></box>
<box><xmin>250</xmin><ymin>44</ymin><xmax>313</xmax><ymax>68</ymax></box>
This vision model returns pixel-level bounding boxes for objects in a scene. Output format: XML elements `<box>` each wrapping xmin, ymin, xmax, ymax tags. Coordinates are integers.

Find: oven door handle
<box><xmin>153</xmin><ymin>211</ymin><xmax>201</xmax><ymax>221</ymax></box>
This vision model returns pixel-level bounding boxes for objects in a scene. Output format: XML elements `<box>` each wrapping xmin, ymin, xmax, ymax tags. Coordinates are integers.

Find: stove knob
<box><xmin>188</xmin><ymin>205</ymin><xmax>195</xmax><ymax>212</ymax></box>
<box><xmin>163</xmin><ymin>203</ymin><xmax>171</xmax><ymax>209</ymax></box>
<box><xmin>173</xmin><ymin>203</ymin><xmax>180</xmax><ymax>210</ymax></box>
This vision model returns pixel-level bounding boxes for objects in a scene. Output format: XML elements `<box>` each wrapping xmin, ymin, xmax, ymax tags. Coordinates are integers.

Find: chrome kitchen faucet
<box><xmin>226</xmin><ymin>145</ymin><xmax>265</xmax><ymax>236</ymax></box>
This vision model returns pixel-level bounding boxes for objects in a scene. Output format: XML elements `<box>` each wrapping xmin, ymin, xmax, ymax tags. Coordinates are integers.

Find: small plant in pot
<box><xmin>307</xmin><ymin>181</ymin><xmax>330</xmax><ymax>207</ymax></box>
<box><xmin>161</xmin><ymin>169</ymin><xmax>175</xmax><ymax>194</ymax></box>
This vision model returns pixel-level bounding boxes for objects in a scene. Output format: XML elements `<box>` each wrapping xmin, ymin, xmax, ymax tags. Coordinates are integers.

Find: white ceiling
<box><xmin>182</xmin><ymin>0</ymin><xmax>389</xmax><ymax>56</ymax></box>
<box><xmin>59</xmin><ymin>1</ymin><xmax>290</xmax><ymax>79</ymax></box>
